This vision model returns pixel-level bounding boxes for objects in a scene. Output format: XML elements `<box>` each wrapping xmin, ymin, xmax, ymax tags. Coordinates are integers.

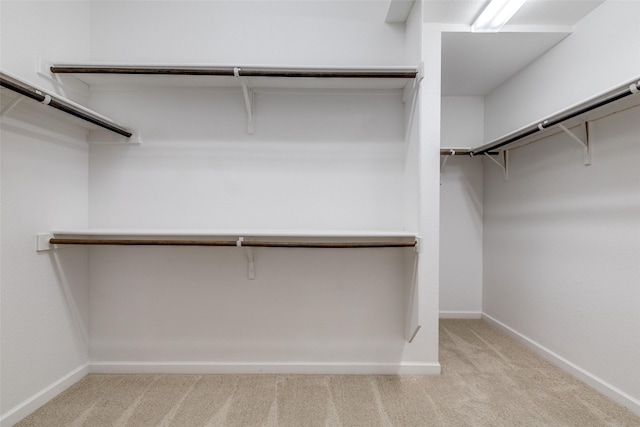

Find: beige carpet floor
<box><xmin>16</xmin><ymin>320</ymin><xmax>640</xmax><ymax>426</ymax></box>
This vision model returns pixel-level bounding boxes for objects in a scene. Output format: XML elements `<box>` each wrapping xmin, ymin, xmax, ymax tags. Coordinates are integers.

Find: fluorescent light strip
<box><xmin>472</xmin><ymin>0</ymin><xmax>527</xmax><ymax>32</ymax></box>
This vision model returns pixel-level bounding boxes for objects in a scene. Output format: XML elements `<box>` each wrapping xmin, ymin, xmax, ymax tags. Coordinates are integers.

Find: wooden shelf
<box><xmin>39</xmin><ymin>229</ymin><xmax>416</xmax><ymax>249</ymax></box>
<box><xmin>48</xmin><ymin>63</ymin><xmax>420</xmax><ymax>91</ymax></box>
<box><xmin>47</xmin><ymin>228</ymin><xmax>418</xmax><ymax>238</ymax></box>
<box><xmin>36</xmin><ymin>227</ymin><xmax>421</xmax><ymax>342</ymax></box>
<box><xmin>37</xmin><ymin>229</ymin><xmax>419</xmax><ymax>250</ymax></box>
<box><xmin>1</xmin><ymin>70</ymin><xmax>135</xmax><ymax>139</ymax></box>
<box><xmin>43</xmin><ymin>62</ymin><xmax>422</xmax><ymax>134</ymax></box>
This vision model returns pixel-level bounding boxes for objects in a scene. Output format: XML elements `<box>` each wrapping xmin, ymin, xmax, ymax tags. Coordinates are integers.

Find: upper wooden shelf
<box><xmin>47</xmin><ymin>228</ymin><xmax>418</xmax><ymax>239</ymax></box>
<box><xmin>49</xmin><ymin>64</ymin><xmax>421</xmax><ymax>91</ymax></box>
<box><xmin>1</xmin><ymin>70</ymin><xmax>134</xmax><ymax>138</ymax></box>
<box><xmin>37</xmin><ymin>229</ymin><xmax>420</xmax><ymax>251</ymax></box>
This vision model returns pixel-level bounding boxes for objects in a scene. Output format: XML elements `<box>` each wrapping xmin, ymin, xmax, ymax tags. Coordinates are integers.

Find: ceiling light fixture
<box><xmin>472</xmin><ymin>0</ymin><xmax>527</xmax><ymax>32</ymax></box>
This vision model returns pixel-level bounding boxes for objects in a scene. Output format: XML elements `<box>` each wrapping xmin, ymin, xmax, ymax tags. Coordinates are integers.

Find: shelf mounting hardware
<box><xmin>403</xmin><ymin>62</ymin><xmax>424</xmax><ymax>143</ymax></box>
<box><xmin>485</xmin><ymin>150</ymin><xmax>508</xmax><ymax>181</ymax></box>
<box><xmin>236</xmin><ymin>237</ymin><xmax>255</xmax><ymax>280</ymax></box>
<box><xmin>440</xmin><ymin>149</ymin><xmax>455</xmax><ymax>173</ymax></box>
<box><xmin>558</xmin><ymin>122</ymin><xmax>591</xmax><ymax>166</ymax></box>
<box><xmin>405</xmin><ymin>241</ymin><xmax>421</xmax><ymax>343</ymax></box>
<box><xmin>1</xmin><ymin>70</ymin><xmax>134</xmax><ymax>138</ymax></box>
<box><xmin>36</xmin><ymin>233</ymin><xmax>55</xmax><ymax>251</ymax></box>
<box><xmin>234</xmin><ymin>67</ymin><xmax>254</xmax><ymax>134</ymax></box>
<box><xmin>414</xmin><ymin>236</ymin><xmax>422</xmax><ymax>254</ymax></box>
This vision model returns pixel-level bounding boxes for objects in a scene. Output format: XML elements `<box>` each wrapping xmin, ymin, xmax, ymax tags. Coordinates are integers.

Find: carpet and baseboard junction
<box><xmin>15</xmin><ymin>320</ymin><xmax>640</xmax><ymax>426</ymax></box>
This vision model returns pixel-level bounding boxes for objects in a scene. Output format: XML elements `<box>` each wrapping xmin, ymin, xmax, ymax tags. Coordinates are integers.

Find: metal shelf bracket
<box><xmin>235</xmin><ymin>67</ymin><xmax>254</xmax><ymax>134</ymax></box>
<box><xmin>414</xmin><ymin>237</ymin><xmax>422</xmax><ymax>253</ymax></box>
<box><xmin>440</xmin><ymin>149</ymin><xmax>455</xmax><ymax>173</ymax></box>
<box><xmin>403</xmin><ymin>62</ymin><xmax>423</xmax><ymax>143</ymax></box>
<box><xmin>236</xmin><ymin>237</ymin><xmax>255</xmax><ymax>280</ymax></box>
<box><xmin>36</xmin><ymin>233</ymin><xmax>55</xmax><ymax>251</ymax></box>
<box><xmin>558</xmin><ymin>122</ymin><xmax>591</xmax><ymax>166</ymax></box>
<box><xmin>485</xmin><ymin>150</ymin><xmax>508</xmax><ymax>181</ymax></box>
<box><xmin>245</xmin><ymin>247</ymin><xmax>255</xmax><ymax>280</ymax></box>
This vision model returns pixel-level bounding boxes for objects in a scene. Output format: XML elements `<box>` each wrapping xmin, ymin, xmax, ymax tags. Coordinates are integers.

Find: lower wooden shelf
<box><xmin>35</xmin><ymin>228</ymin><xmax>422</xmax><ymax>343</ymax></box>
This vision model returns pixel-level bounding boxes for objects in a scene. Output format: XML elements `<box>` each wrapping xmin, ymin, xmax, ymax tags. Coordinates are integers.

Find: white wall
<box><xmin>88</xmin><ymin>90</ymin><xmax>405</xmax><ymax>230</ymax></box>
<box><xmin>86</xmin><ymin>88</ymin><xmax>418</xmax><ymax>369</ymax></box>
<box><xmin>406</xmin><ymin>23</ymin><xmax>442</xmax><ymax>366</ymax></box>
<box><xmin>482</xmin><ymin>1</ymin><xmax>640</xmax><ymax>413</ymax></box>
<box><xmin>0</xmin><ymin>2</ymin><xmax>92</xmax><ymax>424</ymax></box>
<box><xmin>439</xmin><ymin>97</ymin><xmax>483</xmax><ymax>316</ymax></box>
<box><xmin>402</xmin><ymin>0</ymin><xmax>422</xmax><ymax>233</ymax></box>
<box><xmin>483</xmin><ymin>104</ymin><xmax>640</xmax><ymax>413</ymax></box>
<box><xmin>89</xmin><ymin>1</ymin><xmax>407</xmax><ymax>66</ymax></box>
<box><xmin>83</xmin><ymin>0</ymin><xmax>438</xmax><ymax>372</ymax></box>
<box><xmin>0</xmin><ymin>1</ymin><xmax>91</xmax><ymax>102</ymax></box>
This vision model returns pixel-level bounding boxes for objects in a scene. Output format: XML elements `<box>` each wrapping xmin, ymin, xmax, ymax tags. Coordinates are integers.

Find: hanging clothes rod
<box><xmin>0</xmin><ymin>71</ymin><xmax>133</xmax><ymax>138</ymax></box>
<box><xmin>440</xmin><ymin>149</ymin><xmax>499</xmax><ymax>156</ymax></box>
<box><xmin>48</xmin><ymin>238</ymin><xmax>416</xmax><ymax>249</ymax></box>
<box><xmin>49</xmin><ymin>65</ymin><xmax>418</xmax><ymax>79</ymax></box>
<box><xmin>470</xmin><ymin>79</ymin><xmax>640</xmax><ymax>156</ymax></box>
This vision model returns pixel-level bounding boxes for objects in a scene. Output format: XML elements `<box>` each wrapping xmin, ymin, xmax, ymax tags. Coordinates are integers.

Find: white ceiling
<box><xmin>404</xmin><ymin>0</ymin><xmax>606</xmax><ymax>96</ymax></box>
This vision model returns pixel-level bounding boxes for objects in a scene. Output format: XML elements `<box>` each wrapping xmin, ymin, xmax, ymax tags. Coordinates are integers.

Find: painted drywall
<box><xmin>88</xmin><ymin>90</ymin><xmax>406</xmax><ymax>230</ymax></box>
<box><xmin>83</xmin><ymin>1</ymin><xmax>439</xmax><ymax>370</ymax></box>
<box><xmin>0</xmin><ymin>117</ymin><xmax>90</xmax><ymax>419</ymax></box>
<box><xmin>86</xmin><ymin>89</ymin><xmax>423</xmax><ymax>369</ymax></box>
<box><xmin>402</xmin><ymin>0</ymin><xmax>422</xmax><ymax>233</ymax></box>
<box><xmin>0</xmin><ymin>2</ymin><xmax>92</xmax><ymax>423</ymax></box>
<box><xmin>88</xmin><ymin>1</ymin><xmax>407</xmax><ymax>66</ymax></box>
<box><xmin>405</xmin><ymin>23</ymin><xmax>442</xmax><ymax>365</ymax></box>
<box><xmin>482</xmin><ymin>0</ymin><xmax>640</xmax><ymax>412</ymax></box>
<box><xmin>0</xmin><ymin>1</ymin><xmax>91</xmax><ymax>102</ymax></box>
<box><xmin>483</xmin><ymin>104</ymin><xmax>640</xmax><ymax>412</ymax></box>
<box><xmin>439</xmin><ymin>97</ymin><xmax>484</xmax><ymax>316</ymax></box>
<box><xmin>484</xmin><ymin>0</ymin><xmax>640</xmax><ymax>141</ymax></box>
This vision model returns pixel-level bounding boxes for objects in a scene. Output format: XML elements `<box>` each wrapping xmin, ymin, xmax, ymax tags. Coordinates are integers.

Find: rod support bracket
<box><xmin>36</xmin><ymin>233</ymin><xmax>55</xmax><ymax>251</ymax></box>
<box><xmin>440</xmin><ymin>150</ymin><xmax>456</xmax><ymax>174</ymax></box>
<box><xmin>237</xmin><ymin>237</ymin><xmax>255</xmax><ymax>279</ymax></box>
<box><xmin>234</xmin><ymin>68</ymin><xmax>254</xmax><ymax>134</ymax></box>
<box><xmin>485</xmin><ymin>150</ymin><xmax>508</xmax><ymax>181</ymax></box>
<box><xmin>414</xmin><ymin>237</ymin><xmax>422</xmax><ymax>253</ymax></box>
<box><xmin>245</xmin><ymin>247</ymin><xmax>255</xmax><ymax>280</ymax></box>
<box><xmin>558</xmin><ymin>123</ymin><xmax>591</xmax><ymax>166</ymax></box>
<box><xmin>402</xmin><ymin>63</ymin><xmax>423</xmax><ymax>143</ymax></box>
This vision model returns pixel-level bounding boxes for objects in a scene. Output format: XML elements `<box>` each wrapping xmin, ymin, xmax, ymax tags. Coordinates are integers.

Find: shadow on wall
<box><xmin>79</xmin><ymin>245</ymin><xmax>417</xmax><ymax>366</ymax></box>
<box><xmin>48</xmin><ymin>248</ymin><xmax>90</xmax><ymax>356</ymax></box>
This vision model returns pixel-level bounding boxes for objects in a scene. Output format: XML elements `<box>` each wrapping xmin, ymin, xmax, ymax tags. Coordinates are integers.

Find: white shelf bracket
<box><xmin>36</xmin><ymin>233</ymin><xmax>54</xmax><ymax>252</ymax></box>
<box><xmin>236</xmin><ymin>237</ymin><xmax>255</xmax><ymax>280</ymax></box>
<box><xmin>35</xmin><ymin>56</ymin><xmax>88</xmax><ymax>100</ymax></box>
<box><xmin>558</xmin><ymin>123</ymin><xmax>591</xmax><ymax>166</ymax></box>
<box><xmin>245</xmin><ymin>247</ymin><xmax>255</xmax><ymax>280</ymax></box>
<box><xmin>402</xmin><ymin>62</ymin><xmax>423</xmax><ymax>143</ymax></box>
<box><xmin>404</xmin><ymin>246</ymin><xmax>421</xmax><ymax>343</ymax></box>
<box><xmin>440</xmin><ymin>150</ymin><xmax>454</xmax><ymax>174</ymax></box>
<box><xmin>485</xmin><ymin>150</ymin><xmax>508</xmax><ymax>181</ymax></box>
<box><xmin>235</xmin><ymin>67</ymin><xmax>254</xmax><ymax>134</ymax></box>
<box><xmin>414</xmin><ymin>237</ymin><xmax>422</xmax><ymax>254</ymax></box>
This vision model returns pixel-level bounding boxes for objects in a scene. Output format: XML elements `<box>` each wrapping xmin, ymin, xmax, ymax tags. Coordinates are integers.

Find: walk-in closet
<box><xmin>1</xmin><ymin>0</ymin><xmax>638</xmax><ymax>425</ymax></box>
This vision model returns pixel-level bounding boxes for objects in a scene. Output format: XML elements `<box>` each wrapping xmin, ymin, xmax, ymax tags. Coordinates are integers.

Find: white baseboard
<box><xmin>90</xmin><ymin>362</ymin><xmax>441</xmax><ymax>375</ymax></box>
<box><xmin>0</xmin><ymin>364</ymin><xmax>88</xmax><ymax>427</ymax></box>
<box><xmin>482</xmin><ymin>313</ymin><xmax>640</xmax><ymax>417</ymax></box>
<box><xmin>439</xmin><ymin>311</ymin><xmax>483</xmax><ymax>319</ymax></box>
